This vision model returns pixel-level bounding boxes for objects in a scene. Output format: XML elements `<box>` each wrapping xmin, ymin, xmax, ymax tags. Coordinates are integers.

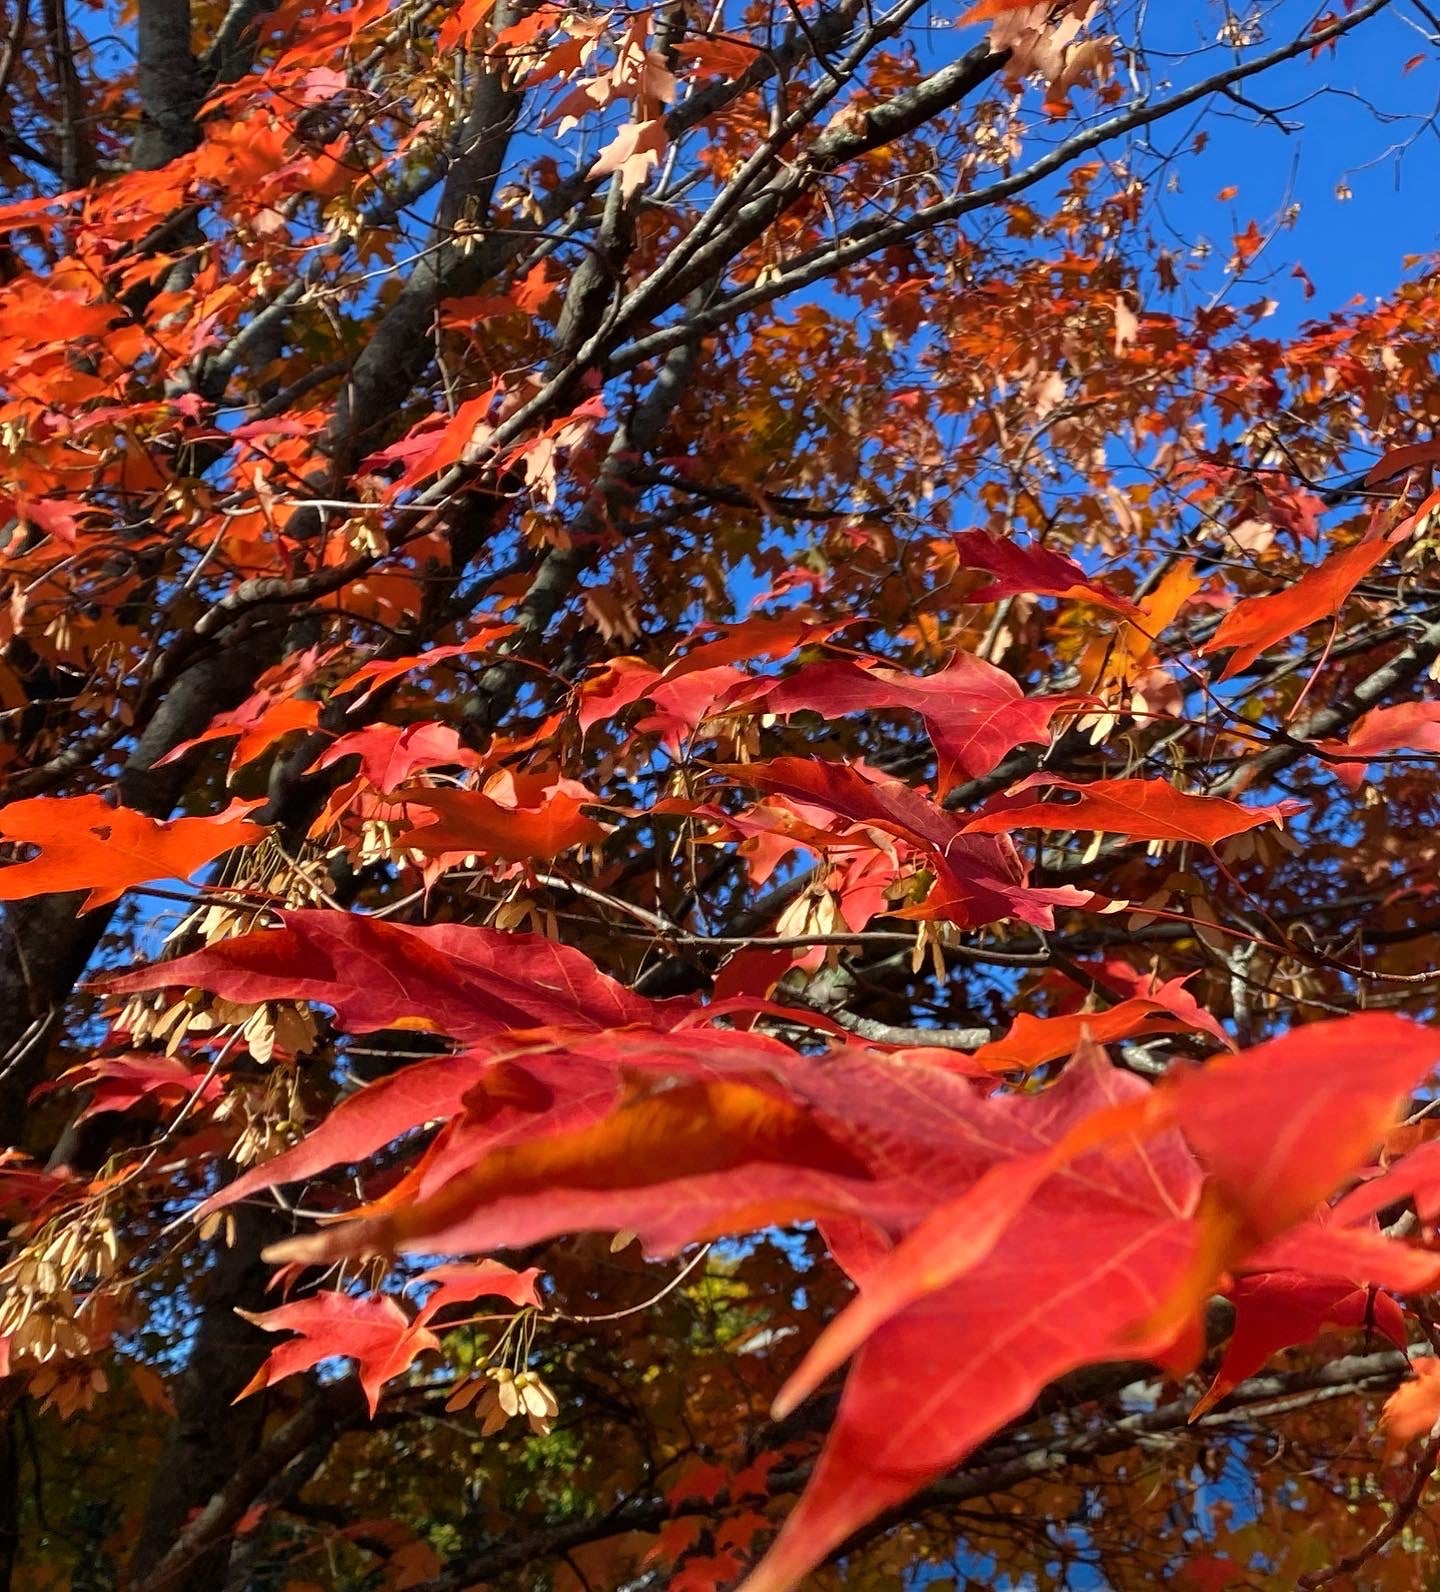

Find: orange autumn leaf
<box><xmin>395</xmin><ymin>778</ymin><xmax>609</xmax><ymax>863</ymax></box>
<box><xmin>436</xmin><ymin>0</ymin><xmax>496</xmax><ymax>51</ymax></box>
<box><xmin>0</xmin><ymin>795</ymin><xmax>265</xmax><ymax>911</ymax></box>
<box><xmin>1083</xmin><ymin>557</ymin><xmax>1202</xmax><ymax>695</ymax></box>
<box><xmin>161</xmin><ymin>695</ymin><xmax>321</xmax><ymax>770</ymax></box>
<box><xmin>958</xmin><ymin>0</ymin><xmax>1053</xmax><ymax>25</ymax></box>
<box><xmin>1383</xmin><ymin>1358</ymin><xmax>1440</xmax><ymax>1454</ymax></box>
<box><xmin>1201</xmin><ymin>535</ymin><xmax>1391</xmax><ymax>680</ymax></box>
<box><xmin>970</xmin><ymin>989</ymin><xmax>1227</xmax><ymax>1073</ymax></box>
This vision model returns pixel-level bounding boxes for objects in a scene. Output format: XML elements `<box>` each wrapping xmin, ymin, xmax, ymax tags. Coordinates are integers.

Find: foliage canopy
<box><xmin>4</xmin><ymin>0</ymin><xmax>1440</xmax><ymax>1587</ymax></box>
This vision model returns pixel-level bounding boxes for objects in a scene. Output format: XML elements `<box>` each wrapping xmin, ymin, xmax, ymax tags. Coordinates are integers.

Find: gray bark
<box><xmin>132</xmin><ymin>0</ymin><xmax>203</xmax><ymax>170</ymax></box>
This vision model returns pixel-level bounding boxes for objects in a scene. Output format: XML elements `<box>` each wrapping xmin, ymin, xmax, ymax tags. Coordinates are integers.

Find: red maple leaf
<box><xmin>237</xmin><ymin>1292</ymin><xmax>439</xmax><ymax>1416</ymax></box>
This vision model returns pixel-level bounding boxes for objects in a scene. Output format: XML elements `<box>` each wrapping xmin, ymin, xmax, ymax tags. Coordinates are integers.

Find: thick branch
<box><xmin>406</xmin><ymin>1347</ymin><xmax>1410</xmax><ymax>1589</ymax></box>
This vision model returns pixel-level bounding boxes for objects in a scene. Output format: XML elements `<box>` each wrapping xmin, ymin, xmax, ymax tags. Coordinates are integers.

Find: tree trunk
<box><xmin>124</xmin><ymin>1207</ymin><xmax>278</xmax><ymax>1592</ymax></box>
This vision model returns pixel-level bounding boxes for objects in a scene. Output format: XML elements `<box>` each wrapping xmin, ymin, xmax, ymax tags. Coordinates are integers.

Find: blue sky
<box><xmin>1140</xmin><ymin>1</ymin><xmax>1439</xmax><ymax>324</ymax></box>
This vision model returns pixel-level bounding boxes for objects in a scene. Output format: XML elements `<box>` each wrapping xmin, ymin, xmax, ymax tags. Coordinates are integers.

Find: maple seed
<box><xmin>458</xmin><ymin>1367</ymin><xmax>560</xmax><ymax>1438</ymax></box>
